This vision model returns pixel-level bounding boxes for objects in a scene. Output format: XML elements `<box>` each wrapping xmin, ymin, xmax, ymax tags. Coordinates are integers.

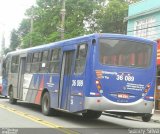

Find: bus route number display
<box><xmin>116</xmin><ymin>74</ymin><xmax>134</xmax><ymax>82</ymax></box>
<box><xmin>72</xmin><ymin>80</ymin><xmax>84</xmax><ymax>87</ymax></box>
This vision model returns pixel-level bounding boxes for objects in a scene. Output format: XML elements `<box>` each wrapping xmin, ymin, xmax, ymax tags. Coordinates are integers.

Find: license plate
<box><xmin>118</xmin><ymin>94</ymin><xmax>129</xmax><ymax>99</ymax></box>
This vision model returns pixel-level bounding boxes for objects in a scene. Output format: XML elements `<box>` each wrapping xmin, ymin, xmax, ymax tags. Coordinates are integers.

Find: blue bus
<box><xmin>2</xmin><ymin>33</ymin><xmax>157</xmax><ymax>122</ymax></box>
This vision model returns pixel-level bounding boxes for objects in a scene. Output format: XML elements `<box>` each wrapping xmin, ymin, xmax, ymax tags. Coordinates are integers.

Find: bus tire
<box><xmin>42</xmin><ymin>92</ymin><xmax>52</xmax><ymax>116</ymax></box>
<box><xmin>9</xmin><ymin>87</ymin><xmax>17</xmax><ymax>104</ymax></box>
<box><xmin>142</xmin><ymin>114</ymin><xmax>152</xmax><ymax>122</ymax></box>
<box><xmin>82</xmin><ymin>110</ymin><xmax>102</xmax><ymax>119</ymax></box>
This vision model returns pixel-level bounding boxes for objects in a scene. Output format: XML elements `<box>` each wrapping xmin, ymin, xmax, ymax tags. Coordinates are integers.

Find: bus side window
<box><xmin>11</xmin><ymin>56</ymin><xmax>19</xmax><ymax>73</ymax></box>
<box><xmin>26</xmin><ymin>53</ymin><xmax>32</xmax><ymax>73</ymax></box>
<box><xmin>40</xmin><ymin>50</ymin><xmax>49</xmax><ymax>73</ymax></box>
<box><xmin>49</xmin><ymin>48</ymin><xmax>61</xmax><ymax>73</ymax></box>
<box><xmin>75</xmin><ymin>44</ymin><xmax>88</xmax><ymax>74</ymax></box>
<box><xmin>31</xmin><ymin>52</ymin><xmax>40</xmax><ymax>73</ymax></box>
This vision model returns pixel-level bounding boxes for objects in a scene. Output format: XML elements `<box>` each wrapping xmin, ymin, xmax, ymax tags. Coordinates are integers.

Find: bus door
<box><xmin>17</xmin><ymin>56</ymin><xmax>26</xmax><ymax>99</ymax></box>
<box><xmin>59</xmin><ymin>50</ymin><xmax>75</xmax><ymax>110</ymax></box>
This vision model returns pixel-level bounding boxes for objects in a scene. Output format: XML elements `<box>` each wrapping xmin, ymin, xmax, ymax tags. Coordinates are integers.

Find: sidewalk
<box><xmin>152</xmin><ymin>110</ymin><xmax>160</xmax><ymax>123</ymax></box>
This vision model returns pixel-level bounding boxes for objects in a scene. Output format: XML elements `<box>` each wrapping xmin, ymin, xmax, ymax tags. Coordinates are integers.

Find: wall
<box><xmin>127</xmin><ymin>0</ymin><xmax>160</xmax><ymax>41</ymax></box>
<box><xmin>127</xmin><ymin>12</ymin><xmax>160</xmax><ymax>40</ymax></box>
<box><xmin>128</xmin><ymin>0</ymin><xmax>160</xmax><ymax>17</ymax></box>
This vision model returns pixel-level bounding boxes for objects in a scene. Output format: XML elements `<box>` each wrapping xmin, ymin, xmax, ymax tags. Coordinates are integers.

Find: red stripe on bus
<box><xmin>35</xmin><ymin>76</ymin><xmax>44</xmax><ymax>104</ymax></box>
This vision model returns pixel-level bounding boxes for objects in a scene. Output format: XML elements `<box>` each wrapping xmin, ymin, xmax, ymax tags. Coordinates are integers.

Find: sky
<box><xmin>0</xmin><ymin>0</ymin><xmax>36</xmax><ymax>47</ymax></box>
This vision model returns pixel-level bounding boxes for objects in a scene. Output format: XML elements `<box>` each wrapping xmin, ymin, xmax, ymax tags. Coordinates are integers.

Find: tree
<box><xmin>65</xmin><ymin>0</ymin><xmax>105</xmax><ymax>38</ymax></box>
<box><xmin>15</xmin><ymin>0</ymin><xmax>140</xmax><ymax>49</ymax></box>
<box><xmin>17</xmin><ymin>0</ymin><xmax>105</xmax><ymax>48</ymax></box>
<box><xmin>10</xmin><ymin>29</ymin><xmax>20</xmax><ymax>50</ymax></box>
<box><xmin>126</xmin><ymin>0</ymin><xmax>140</xmax><ymax>4</ymax></box>
<box><xmin>99</xmin><ymin>0</ymin><xmax>140</xmax><ymax>34</ymax></box>
<box><xmin>4</xmin><ymin>48</ymin><xmax>12</xmax><ymax>55</ymax></box>
<box><xmin>19</xmin><ymin>0</ymin><xmax>62</xmax><ymax>48</ymax></box>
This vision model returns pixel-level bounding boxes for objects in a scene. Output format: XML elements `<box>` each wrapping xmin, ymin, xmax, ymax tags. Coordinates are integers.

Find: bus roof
<box><xmin>6</xmin><ymin>33</ymin><xmax>156</xmax><ymax>57</ymax></box>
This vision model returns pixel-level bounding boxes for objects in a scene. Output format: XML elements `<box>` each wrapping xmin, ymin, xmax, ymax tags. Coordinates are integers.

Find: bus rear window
<box><xmin>99</xmin><ymin>39</ymin><xmax>152</xmax><ymax>68</ymax></box>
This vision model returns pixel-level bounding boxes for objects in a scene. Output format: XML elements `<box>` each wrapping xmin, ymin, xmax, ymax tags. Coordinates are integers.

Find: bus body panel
<box><xmin>84</xmin><ymin>97</ymin><xmax>154</xmax><ymax>114</ymax></box>
<box><xmin>90</xmin><ymin>67</ymin><xmax>155</xmax><ymax>103</ymax></box>
<box><xmin>85</xmin><ymin>34</ymin><xmax>156</xmax><ymax>114</ymax></box>
<box><xmin>9</xmin><ymin>73</ymin><xmax>19</xmax><ymax>98</ymax></box>
<box><xmin>22</xmin><ymin>73</ymin><xmax>60</xmax><ymax>106</ymax></box>
<box><xmin>2</xmin><ymin>33</ymin><xmax>157</xmax><ymax>116</ymax></box>
<box><xmin>70</xmin><ymin>75</ymin><xmax>85</xmax><ymax>112</ymax></box>
<box><xmin>46</xmin><ymin>74</ymin><xmax>60</xmax><ymax>108</ymax></box>
<box><xmin>2</xmin><ymin>79</ymin><xmax>7</xmax><ymax>96</ymax></box>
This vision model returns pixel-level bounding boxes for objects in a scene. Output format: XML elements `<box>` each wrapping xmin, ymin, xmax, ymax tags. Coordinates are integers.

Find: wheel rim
<box><xmin>10</xmin><ymin>90</ymin><xmax>13</xmax><ymax>99</ymax></box>
<box><xmin>43</xmin><ymin>96</ymin><xmax>49</xmax><ymax>112</ymax></box>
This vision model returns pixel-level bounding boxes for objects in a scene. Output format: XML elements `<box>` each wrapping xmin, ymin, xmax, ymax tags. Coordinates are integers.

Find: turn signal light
<box><xmin>144</xmin><ymin>89</ymin><xmax>149</xmax><ymax>93</ymax></box>
<box><xmin>96</xmin><ymin>80</ymin><xmax>100</xmax><ymax>85</ymax></box>
<box><xmin>97</xmin><ymin>85</ymin><xmax>101</xmax><ymax>90</ymax></box>
<box><xmin>95</xmin><ymin>80</ymin><xmax>102</xmax><ymax>92</ymax></box>
<box><xmin>144</xmin><ymin>84</ymin><xmax>151</xmax><ymax>93</ymax></box>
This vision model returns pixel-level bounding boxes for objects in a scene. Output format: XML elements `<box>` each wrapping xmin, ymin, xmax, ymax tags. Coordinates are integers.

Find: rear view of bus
<box><xmin>85</xmin><ymin>34</ymin><xmax>157</xmax><ymax>122</ymax></box>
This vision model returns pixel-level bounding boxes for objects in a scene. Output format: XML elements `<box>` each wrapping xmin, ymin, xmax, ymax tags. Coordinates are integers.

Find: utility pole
<box><xmin>0</xmin><ymin>25</ymin><xmax>5</xmax><ymax>76</ymax></box>
<box><xmin>0</xmin><ymin>23</ymin><xmax>5</xmax><ymax>57</ymax></box>
<box><xmin>1</xmin><ymin>31</ymin><xmax>5</xmax><ymax>56</ymax></box>
<box><xmin>60</xmin><ymin>0</ymin><xmax>66</xmax><ymax>40</ymax></box>
<box><xmin>30</xmin><ymin>6</ymin><xmax>34</xmax><ymax>47</ymax></box>
<box><xmin>30</xmin><ymin>16</ymin><xmax>33</xmax><ymax>47</ymax></box>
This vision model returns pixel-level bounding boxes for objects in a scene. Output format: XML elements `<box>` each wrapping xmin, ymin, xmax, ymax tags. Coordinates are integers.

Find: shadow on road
<box><xmin>5</xmin><ymin>101</ymin><xmax>143</xmax><ymax>129</ymax></box>
<box><xmin>102</xmin><ymin>113</ymin><xmax>141</xmax><ymax>122</ymax></box>
<box><xmin>0</xmin><ymin>96</ymin><xmax>8</xmax><ymax>99</ymax></box>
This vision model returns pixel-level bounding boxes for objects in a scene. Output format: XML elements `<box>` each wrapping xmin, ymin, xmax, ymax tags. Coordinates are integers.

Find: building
<box><xmin>126</xmin><ymin>0</ymin><xmax>160</xmax><ymax>110</ymax></box>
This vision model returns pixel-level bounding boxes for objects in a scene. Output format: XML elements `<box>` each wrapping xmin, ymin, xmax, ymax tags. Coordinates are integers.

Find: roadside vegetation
<box><xmin>5</xmin><ymin>0</ymin><xmax>139</xmax><ymax>53</ymax></box>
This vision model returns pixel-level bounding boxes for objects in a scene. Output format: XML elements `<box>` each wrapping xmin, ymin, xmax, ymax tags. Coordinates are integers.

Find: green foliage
<box><xmin>10</xmin><ymin>29</ymin><xmax>20</xmax><ymax>50</ymax></box>
<box><xmin>11</xmin><ymin>0</ymin><xmax>139</xmax><ymax>49</ymax></box>
<box><xmin>18</xmin><ymin>0</ymin><xmax>62</xmax><ymax>48</ymax></box>
<box><xmin>4</xmin><ymin>48</ymin><xmax>12</xmax><ymax>55</ymax></box>
<box><xmin>18</xmin><ymin>19</ymin><xmax>31</xmax><ymax>37</ymax></box>
<box><xmin>65</xmin><ymin>0</ymin><xmax>104</xmax><ymax>37</ymax></box>
<box><xmin>21</xmin><ymin>32</ymin><xmax>46</xmax><ymax>48</ymax></box>
<box><xmin>99</xmin><ymin>0</ymin><xmax>140</xmax><ymax>33</ymax></box>
<box><xmin>99</xmin><ymin>0</ymin><xmax>128</xmax><ymax>33</ymax></box>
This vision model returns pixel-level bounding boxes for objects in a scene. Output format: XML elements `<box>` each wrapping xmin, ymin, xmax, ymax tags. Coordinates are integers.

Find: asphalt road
<box><xmin>0</xmin><ymin>97</ymin><xmax>159</xmax><ymax>134</ymax></box>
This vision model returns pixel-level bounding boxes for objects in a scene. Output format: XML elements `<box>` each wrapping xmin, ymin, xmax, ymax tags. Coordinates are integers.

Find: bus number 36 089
<box><xmin>116</xmin><ymin>75</ymin><xmax>134</xmax><ymax>82</ymax></box>
<box><xmin>72</xmin><ymin>80</ymin><xmax>84</xmax><ymax>87</ymax></box>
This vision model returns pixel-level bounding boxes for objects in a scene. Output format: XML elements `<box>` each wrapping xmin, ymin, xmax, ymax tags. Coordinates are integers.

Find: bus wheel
<box><xmin>82</xmin><ymin>110</ymin><xmax>102</xmax><ymax>119</ymax></box>
<box><xmin>42</xmin><ymin>92</ymin><xmax>51</xmax><ymax>116</ymax></box>
<box><xmin>142</xmin><ymin>114</ymin><xmax>152</xmax><ymax>122</ymax></box>
<box><xmin>9</xmin><ymin>87</ymin><xmax>17</xmax><ymax>104</ymax></box>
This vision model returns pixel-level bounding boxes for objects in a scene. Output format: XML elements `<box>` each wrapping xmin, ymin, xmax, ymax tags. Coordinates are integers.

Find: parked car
<box><xmin>0</xmin><ymin>76</ymin><xmax>2</xmax><ymax>95</ymax></box>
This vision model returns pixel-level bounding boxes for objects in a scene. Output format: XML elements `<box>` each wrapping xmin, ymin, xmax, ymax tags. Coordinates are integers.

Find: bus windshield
<box><xmin>99</xmin><ymin>39</ymin><xmax>153</xmax><ymax>68</ymax></box>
